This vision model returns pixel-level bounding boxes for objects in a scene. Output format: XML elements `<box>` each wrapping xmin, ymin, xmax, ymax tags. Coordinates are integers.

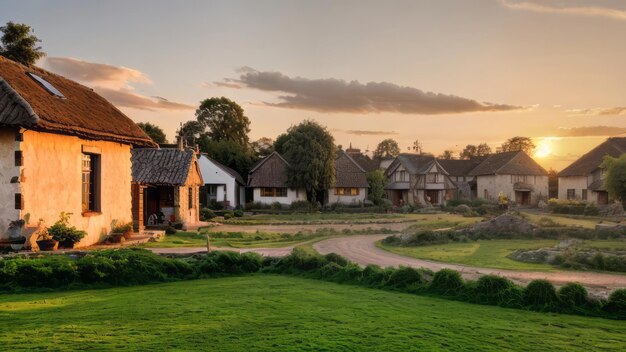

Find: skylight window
<box><xmin>26</xmin><ymin>72</ymin><xmax>65</xmax><ymax>98</ymax></box>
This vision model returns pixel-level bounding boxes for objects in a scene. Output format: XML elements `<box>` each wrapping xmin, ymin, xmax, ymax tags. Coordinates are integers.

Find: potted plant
<box><xmin>48</xmin><ymin>212</ymin><xmax>86</xmax><ymax>249</ymax></box>
<box><xmin>36</xmin><ymin>226</ymin><xmax>57</xmax><ymax>251</ymax></box>
<box><xmin>113</xmin><ymin>222</ymin><xmax>134</xmax><ymax>240</ymax></box>
<box><xmin>8</xmin><ymin>219</ymin><xmax>26</xmax><ymax>251</ymax></box>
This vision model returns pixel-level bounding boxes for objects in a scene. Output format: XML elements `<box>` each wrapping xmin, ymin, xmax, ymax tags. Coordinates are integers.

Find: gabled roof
<box><xmin>0</xmin><ymin>56</ymin><xmax>155</xmax><ymax>147</ymax></box>
<box><xmin>347</xmin><ymin>152</ymin><xmax>379</xmax><ymax>172</ymax></box>
<box><xmin>248</xmin><ymin>151</ymin><xmax>290</xmax><ymax>188</ymax></box>
<box><xmin>198</xmin><ymin>154</ymin><xmax>244</xmax><ymax>185</ymax></box>
<box><xmin>558</xmin><ymin>137</ymin><xmax>626</xmax><ymax>177</ymax></box>
<box><xmin>132</xmin><ymin>148</ymin><xmax>201</xmax><ymax>185</ymax></box>
<box><xmin>335</xmin><ymin>150</ymin><xmax>369</xmax><ymax>188</ymax></box>
<box><xmin>386</xmin><ymin>154</ymin><xmax>443</xmax><ymax>176</ymax></box>
<box><xmin>436</xmin><ymin>159</ymin><xmax>483</xmax><ymax>176</ymax></box>
<box><xmin>468</xmin><ymin>151</ymin><xmax>547</xmax><ymax>176</ymax></box>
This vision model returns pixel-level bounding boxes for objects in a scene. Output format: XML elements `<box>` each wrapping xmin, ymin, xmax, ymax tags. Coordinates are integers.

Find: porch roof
<box><xmin>132</xmin><ymin>148</ymin><xmax>200</xmax><ymax>186</ymax></box>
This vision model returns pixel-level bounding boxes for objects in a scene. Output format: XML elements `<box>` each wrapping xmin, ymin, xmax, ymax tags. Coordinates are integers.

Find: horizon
<box><xmin>2</xmin><ymin>0</ymin><xmax>626</xmax><ymax>171</ymax></box>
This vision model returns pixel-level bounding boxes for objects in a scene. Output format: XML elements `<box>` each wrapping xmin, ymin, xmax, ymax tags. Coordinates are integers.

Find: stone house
<box><xmin>0</xmin><ymin>56</ymin><xmax>156</xmax><ymax>247</ymax></box>
<box><xmin>197</xmin><ymin>154</ymin><xmax>245</xmax><ymax>209</ymax></box>
<box><xmin>328</xmin><ymin>150</ymin><xmax>369</xmax><ymax>205</ymax></box>
<box><xmin>557</xmin><ymin>137</ymin><xmax>626</xmax><ymax>205</ymax></box>
<box><xmin>131</xmin><ymin>148</ymin><xmax>203</xmax><ymax>230</ymax></box>
<box><xmin>384</xmin><ymin>154</ymin><xmax>456</xmax><ymax>206</ymax></box>
<box><xmin>436</xmin><ymin>158</ymin><xmax>483</xmax><ymax>199</ymax></box>
<box><xmin>468</xmin><ymin>151</ymin><xmax>548</xmax><ymax>205</ymax></box>
<box><xmin>247</xmin><ymin>151</ymin><xmax>307</xmax><ymax>206</ymax></box>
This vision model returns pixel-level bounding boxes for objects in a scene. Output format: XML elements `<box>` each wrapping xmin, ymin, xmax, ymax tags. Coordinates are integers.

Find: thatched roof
<box><xmin>335</xmin><ymin>151</ymin><xmax>369</xmax><ymax>188</ymax></box>
<box><xmin>558</xmin><ymin>137</ymin><xmax>626</xmax><ymax>177</ymax></box>
<box><xmin>0</xmin><ymin>56</ymin><xmax>155</xmax><ymax>147</ymax></box>
<box><xmin>347</xmin><ymin>152</ymin><xmax>380</xmax><ymax>172</ymax></box>
<box><xmin>248</xmin><ymin>152</ymin><xmax>289</xmax><ymax>188</ymax></box>
<box><xmin>468</xmin><ymin>151</ymin><xmax>547</xmax><ymax>176</ymax></box>
<box><xmin>132</xmin><ymin>148</ymin><xmax>202</xmax><ymax>186</ymax></box>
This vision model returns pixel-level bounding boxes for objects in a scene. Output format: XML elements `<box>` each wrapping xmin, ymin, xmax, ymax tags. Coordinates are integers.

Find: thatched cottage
<box><xmin>558</xmin><ymin>137</ymin><xmax>626</xmax><ymax>204</ymax></box>
<box><xmin>0</xmin><ymin>56</ymin><xmax>156</xmax><ymax>247</ymax></box>
<box><xmin>328</xmin><ymin>150</ymin><xmax>369</xmax><ymax>205</ymax></box>
<box><xmin>247</xmin><ymin>151</ymin><xmax>307</xmax><ymax>206</ymax></box>
<box><xmin>131</xmin><ymin>148</ymin><xmax>203</xmax><ymax>230</ymax></box>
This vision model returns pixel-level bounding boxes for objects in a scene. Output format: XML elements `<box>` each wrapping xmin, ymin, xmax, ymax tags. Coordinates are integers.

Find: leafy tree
<box><xmin>547</xmin><ymin>168</ymin><xmax>559</xmax><ymax>199</ymax></box>
<box><xmin>0</xmin><ymin>22</ymin><xmax>45</xmax><ymax>65</ymax></box>
<box><xmin>459</xmin><ymin>143</ymin><xmax>492</xmax><ymax>160</ymax></box>
<box><xmin>137</xmin><ymin>122</ymin><xmax>167</xmax><ymax>144</ymax></box>
<box><xmin>366</xmin><ymin>169</ymin><xmax>386</xmax><ymax>205</ymax></box>
<box><xmin>273</xmin><ymin>133</ymin><xmax>290</xmax><ymax>155</ymax></box>
<box><xmin>601</xmin><ymin>154</ymin><xmax>626</xmax><ymax>203</ymax></box>
<box><xmin>178</xmin><ymin>120</ymin><xmax>205</xmax><ymax>147</ymax></box>
<box><xmin>280</xmin><ymin>120</ymin><xmax>336</xmax><ymax>201</ymax></box>
<box><xmin>251</xmin><ymin>137</ymin><xmax>274</xmax><ymax>158</ymax></box>
<box><xmin>198</xmin><ymin>136</ymin><xmax>256</xmax><ymax>179</ymax></box>
<box><xmin>373</xmin><ymin>139</ymin><xmax>401</xmax><ymax>159</ymax></box>
<box><xmin>438</xmin><ymin>150</ymin><xmax>455</xmax><ymax>160</ymax></box>
<box><xmin>501</xmin><ymin>136</ymin><xmax>536</xmax><ymax>154</ymax></box>
<box><xmin>411</xmin><ymin>139</ymin><xmax>424</xmax><ymax>154</ymax></box>
<box><xmin>195</xmin><ymin>97</ymin><xmax>251</xmax><ymax>146</ymax></box>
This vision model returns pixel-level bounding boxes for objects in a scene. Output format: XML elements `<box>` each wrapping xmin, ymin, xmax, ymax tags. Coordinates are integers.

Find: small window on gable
<box><xmin>26</xmin><ymin>72</ymin><xmax>66</xmax><ymax>98</ymax></box>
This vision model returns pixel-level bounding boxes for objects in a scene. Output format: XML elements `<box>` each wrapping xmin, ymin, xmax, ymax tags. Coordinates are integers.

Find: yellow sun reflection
<box><xmin>534</xmin><ymin>140</ymin><xmax>552</xmax><ymax>158</ymax></box>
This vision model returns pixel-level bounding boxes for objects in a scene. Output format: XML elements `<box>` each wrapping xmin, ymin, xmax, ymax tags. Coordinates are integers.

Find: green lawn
<box><xmin>379</xmin><ymin>239</ymin><xmax>559</xmax><ymax>271</ymax></box>
<box><xmin>140</xmin><ymin>231</ymin><xmax>326</xmax><ymax>249</ymax></box>
<box><xmin>0</xmin><ymin>275</ymin><xmax>623</xmax><ymax>351</ymax></box>
<box><xmin>222</xmin><ymin>212</ymin><xmax>469</xmax><ymax>225</ymax></box>
<box><xmin>521</xmin><ymin>211</ymin><xmax>617</xmax><ymax>229</ymax></box>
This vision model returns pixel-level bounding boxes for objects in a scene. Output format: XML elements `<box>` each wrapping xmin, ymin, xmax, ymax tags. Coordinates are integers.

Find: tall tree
<box><xmin>601</xmin><ymin>154</ymin><xmax>626</xmax><ymax>204</ymax></box>
<box><xmin>373</xmin><ymin>139</ymin><xmax>401</xmax><ymax>159</ymax></box>
<box><xmin>412</xmin><ymin>139</ymin><xmax>423</xmax><ymax>154</ymax></box>
<box><xmin>280</xmin><ymin>120</ymin><xmax>336</xmax><ymax>202</ymax></box>
<box><xmin>0</xmin><ymin>22</ymin><xmax>45</xmax><ymax>65</ymax></box>
<box><xmin>547</xmin><ymin>168</ymin><xmax>559</xmax><ymax>199</ymax></box>
<box><xmin>501</xmin><ymin>136</ymin><xmax>536</xmax><ymax>154</ymax></box>
<box><xmin>195</xmin><ymin>97</ymin><xmax>251</xmax><ymax>146</ymax></box>
<box><xmin>273</xmin><ymin>133</ymin><xmax>290</xmax><ymax>155</ymax></box>
<box><xmin>137</xmin><ymin>122</ymin><xmax>167</xmax><ymax>144</ymax></box>
<box><xmin>366</xmin><ymin>169</ymin><xmax>386</xmax><ymax>205</ymax></box>
<box><xmin>459</xmin><ymin>143</ymin><xmax>492</xmax><ymax>160</ymax></box>
<box><xmin>178</xmin><ymin>120</ymin><xmax>205</xmax><ymax>147</ymax></box>
<box><xmin>438</xmin><ymin>150</ymin><xmax>455</xmax><ymax>160</ymax></box>
<box><xmin>198</xmin><ymin>136</ymin><xmax>256</xmax><ymax>179</ymax></box>
<box><xmin>251</xmin><ymin>137</ymin><xmax>274</xmax><ymax>158</ymax></box>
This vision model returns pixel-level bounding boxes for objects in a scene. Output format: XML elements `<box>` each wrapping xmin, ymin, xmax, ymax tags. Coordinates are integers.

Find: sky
<box><xmin>1</xmin><ymin>0</ymin><xmax>625</xmax><ymax>170</ymax></box>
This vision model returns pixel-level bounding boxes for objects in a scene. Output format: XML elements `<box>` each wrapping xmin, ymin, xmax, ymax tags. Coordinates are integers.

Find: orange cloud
<box><xmin>499</xmin><ymin>0</ymin><xmax>626</xmax><ymax>21</ymax></box>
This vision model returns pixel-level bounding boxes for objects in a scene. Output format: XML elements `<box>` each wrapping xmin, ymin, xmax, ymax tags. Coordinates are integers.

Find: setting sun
<box><xmin>535</xmin><ymin>143</ymin><xmax>551</xmax><ymax>158</ymax></box>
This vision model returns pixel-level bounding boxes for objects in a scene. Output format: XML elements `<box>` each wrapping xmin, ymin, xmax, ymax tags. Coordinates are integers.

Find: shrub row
<box><xmin>548</xmin><ymin>199</ymin><xmax>599</xmax><ymax>216</ymax></box>
<box><xmin>0</xmin><ymin>248</ymin><xmax>624</xmax><ymax>319</ymax></box>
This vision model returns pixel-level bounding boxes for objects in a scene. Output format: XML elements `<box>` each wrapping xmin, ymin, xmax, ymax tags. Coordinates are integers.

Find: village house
<box><xmin>384</xmin><ymin>154</ymin><xmax>456</xmax><ymax>206</ymax></box>
<box><xmin>468</xmin><ymin>150</ymin><xmax>548</xmax><ymax>205</ymax></box>
<box><xmin>197</xmin><ymin>154</ymin><xmax>245</xmax><ymax>209</ymax></box>
<box><xmin>0</xmin><ymin>56</ymin><xmax>156</xmax><ymax>247</ymax></box>
<box><xmin>131</xmin><ymin>147</ymin><xmax>203</xmax><ymax>231</ymax></box>
<box><xmin>328</xmin><ymin>150</ymin><xmax>369</xmax><ymax>205</ymax></box>
<box><xmin>557</xmin><ymin>137</ymin><xmax>626</xmax><ymax>205</ymax></box>
<box><xmin>247</xmin><ymin>151</ymin><xmax>307</xmax><ymax>206</ymax></box>
<box><xmin>436</xmin><ymin>158</ymin><xmax>483</xmax><ymax>199</ymax></box>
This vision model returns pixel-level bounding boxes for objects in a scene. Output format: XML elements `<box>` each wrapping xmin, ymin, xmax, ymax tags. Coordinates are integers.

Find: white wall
<box><xmin>327</xmin><ymin>188</ymin><xmax>367</xmax><ymax>205</ymax></box>
<box><xmin>558</xmin><ymin>176</ymin><xmax>588</xmax><ymax>200</ymax></box>
<box><xmin>252</xmin><ymin>187</ymin><xmax>307</xmax><ymax>206</ymax></box>
<box><xmin>0</xmin><ymin>128</ymin><xmax>21</xmax><ymax>239</ymax></box>
<box><xmin>477</xmin><ymin>174</ymin><xmax>548</xmax><ymax>205</ymax></box>
<box><xmin>198</xmin><ymin>155</ymin><xmax>240</xmax><ymax>207</ymax></box>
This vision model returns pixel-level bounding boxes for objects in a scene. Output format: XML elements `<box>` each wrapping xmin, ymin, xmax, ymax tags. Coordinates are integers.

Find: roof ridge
<box><xmin>339</xmin><ymin>150</ymin><xmax>366</xmax><ymax>173</ymax></box>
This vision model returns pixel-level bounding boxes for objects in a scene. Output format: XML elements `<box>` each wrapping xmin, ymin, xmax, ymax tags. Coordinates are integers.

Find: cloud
<box><xmin>556</xmin><ymin>126</ymin><xmax>626</xmax><ymax>137</ymax></box>
<box><xmin>217</xmin><ymin>67</ymin><xmax>522</xmax><ymax>115</ymax></box>
<box><xmin>43</xmin><ymin>57</ymin><xmax>193</xmax><ymax>111</ymax></box>
<box><xmin>566</xmin><ymin>107</ymin><xmax>626</xmax><ymax>116</ymax></box>
<box><xmin>499</xmin><ymin>0</ymin><xmax>626</xmax><ymax>21</ymax></box>
<box><xmin>341</xmin><ymin>129</ymin><xmax>399</xmax><ymax>136</ymax></box>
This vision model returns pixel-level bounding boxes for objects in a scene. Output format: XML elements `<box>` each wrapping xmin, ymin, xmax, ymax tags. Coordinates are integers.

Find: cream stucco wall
<box><xmin>327</xmin><ymin>187</ymin><xmax>367</xmax><ymax>205</ymax></box>
<box><xmin>477</xmin><ymin>174</ymin><xmax>548</xmax><ymax>205</ymax></box>
<box><xmin>557</xmin><ymin>176</ymin><xmax>588</xmax><ymax>200</ymax></box>
<box><xmin>0</xmin><ymin>128</ymin><xmax>21</xmax><ymax>238</ymax></box>
<box><xmin>19</xmin><ymin>130</ymin><xmax>133</xmax><ymax>247</ymax></box>
<box><xmin>253</xmin><ymin>187</ymin><xmax>307</xmax><ymax>206</ymax></box>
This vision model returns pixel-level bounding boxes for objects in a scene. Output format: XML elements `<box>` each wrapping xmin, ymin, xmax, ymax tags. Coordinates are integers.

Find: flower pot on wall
<box><xmin>37</xmin><ymin>239</ymin><xmax>58</xmax><ymax>251</ymax></box>
<box><xmin>59</xmin><ymin>240</ymin><xmax>75</xmax><ymax>249</ymax></box>
<box><xmin>10</xmin><ymin>236</ymin><xmax>26</xmax><ymax>251</ymax></box>
<box><xmin>109</xmin><ymin>233</ymin><xmax>124</xmax><ymax>243</ymax></box>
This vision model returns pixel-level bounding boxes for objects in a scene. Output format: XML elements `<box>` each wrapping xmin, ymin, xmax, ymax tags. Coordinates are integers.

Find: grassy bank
<box><xmin>0</xmin><ymin>275</ymin><xmax>623</xmax><ymax>351</ymax></box>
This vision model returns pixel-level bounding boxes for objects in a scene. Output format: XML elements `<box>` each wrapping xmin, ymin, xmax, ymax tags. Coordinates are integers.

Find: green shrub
<box><xmin>430</xmin><ymin>269</ymin><xmax>464</xmax><ymax>295</ymax></box>
<box><xmin>324</xmin><ymin>253</ymin><xmax>348</xmax><ymax>267</ymax></box>
<box><xmin>558</xmin><ymin>283</ymin><xmax>589</xmax><ymax>308</ymax></box>
<box><xmin>290</xmin><ymin>200</ymin><xmax>313</xmax><ymax>212</ymax></box>
<box><xmin>165</xmin><ymin>226</ymin><xmax>176</xmax><ymax>235</ymax></box>
<box><xmin>604</xmin><ymin>289</ymin><xmax>626</xmax><ymax>317</ymax></box>
<box><xmin>524</xmin><ymin>280</ymin><xmax>558</xmax><ymax>310</ymax></box>
<box><xmin>48</xmin><ymin>212</ymin><xmax>87</xmax><ymax>245</ymax></box>
<box><xmin>386</xmin><ymin>266</ymin><xmax>424</xmax><ymax>289</ymax></box>
<box><xmin>200</xmin><ymin>208</ymin><xmax>216</xmax><ymax>221</ymax></box>
<box><xmin>270</xmin><ymin>201</ymin><xmax>283</xmax><ymax>210</ymax></box>
<box><xmin>473</xmin><ymin>275</ymin><xmax>519</xmax><ymax>306</ymax></box>
<box><xmin>361</xmin><ymin>264</ymin><xmax>386</xmax><ymax>286</ymax></box>
<box><xmin>234</xmin><ymin>209</ymin><xmax>244</xmax><ymax>217</ymax></box>
<box><xmin>320</xmin><ymin>262</ymin><xmax>343</xmax><ymax>278</ymax></box>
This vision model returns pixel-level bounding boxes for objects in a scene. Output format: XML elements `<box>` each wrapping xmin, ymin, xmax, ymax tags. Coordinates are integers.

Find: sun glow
<box><xmin>534</xmin><ymin>140</ymin><xmax>552</xmax><ymax>158</ymax></box>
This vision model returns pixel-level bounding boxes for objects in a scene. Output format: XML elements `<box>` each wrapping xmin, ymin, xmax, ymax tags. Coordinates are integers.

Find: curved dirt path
<box><xmin>313</xmin><ymin>235</ymin><xmax>626</xmax><ymax>297</ymax></box>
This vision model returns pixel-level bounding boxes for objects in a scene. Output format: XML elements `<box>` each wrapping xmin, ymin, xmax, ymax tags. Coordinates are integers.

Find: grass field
<box><xmin>521</xmin><ymin>211</ymin><xmax>617</xmax><ymax>229</ymax></box>
<box><xmin>0</xmin><ymin>275</ymin><xmax>623</xmax><ymax>351</ymax></box>
<box><xmin>222</xmin><ymin>212</ymin><xmax>478</xmax><ymax>225</ymax></box>
<box><xmin>139</xmin><ymin>230</ymin><xmax>321</xmax><ymax>248</ymax></box>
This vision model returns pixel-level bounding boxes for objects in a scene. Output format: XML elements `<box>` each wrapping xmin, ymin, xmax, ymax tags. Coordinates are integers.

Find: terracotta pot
<box><xmin>59</xmin><ymin>240</ymin><xmax>75</xmax><ymax>249</ymax></box>
<box><xmin>37</xmin><ymin>239</ymin><xmax>58</xmax><ymax>251</ymax></box>
<box><xmin>122</xmin><ymin>231</ymin><xmax>133</xmax><ymax>240</ymax></box>
<box><xmin>109</xmin><ymin>233</ymin><xmax>124</xmax><ymax>243</ymax></box>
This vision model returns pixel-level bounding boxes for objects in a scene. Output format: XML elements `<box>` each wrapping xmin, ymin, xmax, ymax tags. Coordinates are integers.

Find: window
<box><xmin>350</xmin><ymin>188</ymin><xmax>359</xmax><ymax>196</ymax></box>
<box><xmin>335</xmin><ymin>188</ymin><xmax>359</xmax><ymax>196</ymax></box>
<box><xmin>207</xmin><ymin>185</ymin><xmax>218</xmax><ymax>196</ymax></box>
<box><xmin>82</xmin><ymin>153</ymin><xmax>100</xmax><ymax>212</ymax></box>
<box><xmin>188</xmin><ymin>187</ymin><xmax>193</xmax><ymax>209</ymax></box>
<box><xmin>426</xmin><ymin>173</ymin><xmax>438</xmax><ymax>183</ymax></box>
<box><xmin>27</xmin><ymin>72</ymin><xmax>65</xmax><ymax>98</ymax></box>
<box><xmin>335</xmin><ymin>187</ymin><xmax>345</xmax><ymax>196</ymax></box>
<box><xmin>566</xmin><ymin>189</ymin><xmax>576</xmax><ymax>200</ymax></box>
<box><xmin>261</xmin><ymin>187</ymin><xmax>288</xmax><ymax>197</ymax></box>
<box><xmin>582</xmin><ymin>189</ymin><xmax>588</xmax><ymax>201</ymax></box>
<box><xmin>396</xmin><ymin>170</ymin><xmax>407</xmax><ymax>182</ymax></box>
<box><xmin>512</xmin><ymin>175</ymin><xmax>527</xmax><ymax>183</ymax></box>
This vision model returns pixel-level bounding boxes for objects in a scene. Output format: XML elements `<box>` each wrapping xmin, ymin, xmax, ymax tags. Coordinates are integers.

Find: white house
<box><xmin>247</xmin><ymin>152</ymin><xmax>307</xmax><ymax>206</ymax></box>
<box><xmin>197</xmin><ymin>154</ymin><xmax>245</xmax><ymax>209</ymax></box>
<box><xmin>327</xmin><ymin>150</ymin><xmax>369</xmax><ymax>205</ymax></box>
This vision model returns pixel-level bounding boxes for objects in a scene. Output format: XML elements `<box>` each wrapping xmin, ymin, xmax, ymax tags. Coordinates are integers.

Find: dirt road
<box><xmin>313</xmin><ymin>235</ymin><xmax>626</xmax><ymax>297</ymax></box>
<box><xmin>204</xmin><ymin>222</ymin><xmax>413</xmax><ymax>234</ymax></box>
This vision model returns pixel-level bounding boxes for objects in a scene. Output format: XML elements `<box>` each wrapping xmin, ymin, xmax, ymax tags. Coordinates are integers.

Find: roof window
<box><xmin>26</xmin><ymin>72</ymin><xmax>65</xmax><ymax>98</ymax></box>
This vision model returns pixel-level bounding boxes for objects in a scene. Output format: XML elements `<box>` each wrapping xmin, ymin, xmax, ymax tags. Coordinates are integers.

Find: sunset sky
<box><xmin>1</xmin><ymin>0</ymin><xmax>625</xmax><ymax>170</ymax></box>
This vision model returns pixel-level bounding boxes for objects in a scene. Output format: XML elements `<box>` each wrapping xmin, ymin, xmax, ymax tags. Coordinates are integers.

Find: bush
<box><xmin>173</xmin><ymin>223</ymin><xmax>184</xmax><ymax>230</ymax></box>
<box><xmin>320</xmin><ymin>262</ymin><xmax>343</xmax><ymax>278</ymax></box>
<box><xmin>234</xmin><ymin>209</ymin><xmax>244</xmax><ymax>217</ymax></box>
<box><xmin>270</xmin><ymin>201</ymin><xmax>283</xmax><ymax>210</ymax></box>
<box><xmin>200</xmin><ymin>208</ymin><xmax>216</xmax><ymax>221</ymax></box>
<box><xmin>290</xmin><ymin>200</ymin><xmax>313</xmax><ymax>212</ymax></box>
<box><xmin>165</xmin><ymin>226</ymin><xmax>176</xmax><ymax>235</ymax></box>
<box><xmin>524</xmin><ymin>280</ymin><xmax>558</xmax><ymax>310</ymax></box>
<box><xmin>324</xmin><ymin>253</ymin><xmax>348</xmax><ymax>267</ymax></box>
<box><xmin>473</xmin><ymin>275</ymin><xmax>519</xmax><ymax>306</ymax></box>
<box><xmin>48</xmin><ymin>212</ymin><xmax>87</xmax><ymax>245</ymax></box>
<box><xmin>361</xmin><ymin>264</ymin><xmax>387</xmax><ymax>286</ymax></box>
<box><xmin>604</xmin><ymin>289</ymin><xmax>626</xmax><ymax>317</ymax></box>
<box><xmin>386</xmin><ymin>266</ymin><xmax>425</xmax><ymax>289</ymax></box>
<box><xmin>430</xmin><ymin>269</ymin><xmax>464</xmax><ymax>295</ymax></box>
<box><xmin>558</xmin><ymin>283</ymin><xmax>589</xmax><ymax>308</ymax></box>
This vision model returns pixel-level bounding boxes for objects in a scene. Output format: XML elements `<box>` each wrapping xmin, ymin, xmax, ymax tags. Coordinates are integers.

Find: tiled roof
<box><xmin>335</xmin><ymin>151</ymin><xmax>369</xmax><ymax>188</ymax></box>
<box><xmin>347</xmin><ymin>152</ymin><xmax>379</xmax><ymax>172</ymax></box>
<box><xmin>0</xmin><ymin>56</ymin><xmax>155</xmax><ymax>147</ymax></box>
<box><xmin>387</xmin><ymin>153</ymin><xmax>439</xmax><ymax>175</ymax></box>
<box><xmin>132</xmin><ymin>148</ymin><xmax>199</xmax><ymax>185</ymax></box>
<box><xmin>468</xmin><ymin>151</ymin><xmax>547</xmax><ymax>176</ymax></box>
<box><xmin>247</xmin><ymin>152</ymin><xmax>290</xmax><ymax>188</ymax></box>
<box><xmin>437</xmin><ymin>159</ymin><xmax>483</xmax><ymax>176</ymax></box>
<box><xmin>558</xmin><ymin>137</ymin><xmax>626</xmax><ymax>177</ymax></box>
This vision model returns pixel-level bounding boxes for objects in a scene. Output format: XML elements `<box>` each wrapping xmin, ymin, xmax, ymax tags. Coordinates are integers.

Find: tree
<box><xmin>195</xmin><ymin>97</ymin><xmax>251</xmax><ymax>146</ymax></box>
<box><xmin>601</xmin><ymin>154</ymin><xmax>626</xmax><ymax>203</ymax></box>
<box><xmin>178</xmin><ymin>121</ymin><xmax>205</xmax><ymax>147</ymax></box>
<box><xmin>251</xmin><ymin>137</ymin><xmax>274</xmax><ymax>158</ymax></box>
<box><xmin>438</xmin><ymin>150</ymin><xmax>455</xmax><ymax>160</ymax></box>
<box><xmin>373</xmin><ymin>139</ymin><xmax>400</xmax><ymax>159</ymax></box>
<box><xmin>0</xmin><ymin>22</ymin><xmax>45</xmax><ymax>65</ymax></box>
<box><xmin>547</xmin><ymin>168</ymin><xmax>559</xmax><ymax>199</ymax></box>
<box><xmin>137</xmin><ymin>122</ymin><xmax>167</xmax><ymax>144</ymax></box>
<box><xmin>501</xmin><ymin>136</ymin><xmax>536</xmax><ymax>154</ymax></box>
<box><xmin>198</xmin><ymin>136</ymin><xmax>256</xmax><ymax>179</ymax></box>
<box><xmin>459</xmin><ymin>143</ymin><xmax>492</xmax><ymax>160</ymax></box>
<box><xmin>273</xmin><ymin>133</ymin><xmax>290</xmax><ymax>155</ymax></box>
<box><xmin>280</xmin><ymin>120</ymin><xmax>335</xmax><ymax>202</ymax></box>
<box><xmin>366</xmin><ymin>169</ymin><xmax>386</xmax><ymax>205</ymax></box>
<box><xmin>411</xmin><ymin>139</ymin><xmax>423</xmax><ymax>154</ymax></box>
